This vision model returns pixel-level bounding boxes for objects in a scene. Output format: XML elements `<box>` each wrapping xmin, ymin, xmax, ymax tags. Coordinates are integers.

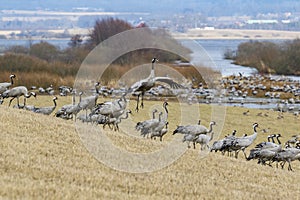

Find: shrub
<box><xmin>233</xmin><ymin>39</ymin><xmax>300</xmax><ymax>75</ymax></box>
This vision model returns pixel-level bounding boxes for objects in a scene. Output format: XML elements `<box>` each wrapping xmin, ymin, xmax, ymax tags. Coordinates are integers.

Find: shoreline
<box><xmin>172</xmin><ymin>28</ymin><xmax>300</xmax><ymax>40</ymax></box>
<box><xmin>0</xmin><ymin>28</ymin><xmax>299</xmax><ymax>41</ymax></box>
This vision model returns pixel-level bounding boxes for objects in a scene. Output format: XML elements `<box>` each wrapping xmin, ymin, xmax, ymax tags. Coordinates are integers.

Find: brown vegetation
<box><xmin>1</xmin><ymin>18</ymin><xmax>198</xmax><ymax>89</ymax></box>
<box><xmin>232</xmin><ymin>39</ymin><xmax>300</xmax><ymax>75</ymax></box>
<box><xmin>0</xmin><ymin>52</ymin><xmax>79</xmax><ymax>88</ymax></box>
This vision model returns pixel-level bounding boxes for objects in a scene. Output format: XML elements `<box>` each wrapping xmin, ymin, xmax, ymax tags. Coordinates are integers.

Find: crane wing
<box><xmin>128</xmin><ymin>78</ymin><xmax>154</xmax><ymax>93</ymax></box>
<box><xmin>154</xmin><ymin>77</ymin><xmax>186</xmax><ymax>89</ymax></box>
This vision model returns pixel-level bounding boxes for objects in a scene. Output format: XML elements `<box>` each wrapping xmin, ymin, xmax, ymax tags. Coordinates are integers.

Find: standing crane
<box><xmin>128</xmin><ymin>58</ymin><xmax>184</xmax><ymax>112</ymax></box>
<box><xmin>0</xmin><ymin>74</ymin><xmax>16</xmax><ymax>94</ymax></box>
<box><xmin>2</xmin><ymin>86</ymin><xmax>33</xmax><ymax>107</ymax></box>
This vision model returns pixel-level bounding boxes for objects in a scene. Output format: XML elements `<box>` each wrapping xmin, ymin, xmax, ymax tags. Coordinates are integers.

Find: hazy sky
<box><xmin>1</xmin><ymin>0</ymin><xmax>299</xmax><ymax>16</ymax></box>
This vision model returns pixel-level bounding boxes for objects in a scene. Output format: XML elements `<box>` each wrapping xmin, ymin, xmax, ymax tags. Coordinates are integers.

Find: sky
<box><xmin>0</xmin><ymin>0</ymin><xmax>300</xmax><ymax>15</ymax></box>
<box><xmin>1</xmin><ymin>0</ymin><xmax>299</xmax><ymax>16</ymax></box>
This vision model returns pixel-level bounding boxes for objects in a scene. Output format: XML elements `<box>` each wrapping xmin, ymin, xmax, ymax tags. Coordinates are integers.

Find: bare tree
<box><xmin>88</xmin><ymin>17</ymin><xmax>133</xmax><ymax>48</ymax></box>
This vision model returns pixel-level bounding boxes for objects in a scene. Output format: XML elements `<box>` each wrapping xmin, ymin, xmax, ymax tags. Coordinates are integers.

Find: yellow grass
<box><xmin>0</xmin><ymin>96</ymin><xmax>300</xmax><ymax>199</ymax></box>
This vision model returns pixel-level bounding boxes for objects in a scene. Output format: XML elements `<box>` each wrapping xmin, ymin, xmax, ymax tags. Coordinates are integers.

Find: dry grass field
<box><xmin>0</xmin><ymin>95</ymin><xmax>300</xmax><ymax>199</ymax></box>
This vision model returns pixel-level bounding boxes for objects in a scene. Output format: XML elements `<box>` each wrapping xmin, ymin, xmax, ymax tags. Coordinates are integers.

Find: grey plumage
<box><xmin>195</xmin><ymin>131</ymin><xmax>215</xmax><ymax>151</ymax></box>
<box><xmin>273</xmin><ymin>147</ymin><xmax>300</xmax><ymax>171</ymax></box>
<box><xmin>151</xmin><ymin>122</ymin><xmax>169</xmax><ymax>141</ymax></box>
<box><xmin>13</xmin><ymin>92</ymin><xmax>36</xmax><ymax>109</ymax></box>
<box><xmin>135</xmin><ymin>109</ymin><xmax>158</xmax><ymax>132</ymax></box>
<box><xmin>173</xmin><ymin>121</ymin><xmax>216</xmax><ymax>149</ymax></box>
<box><xmin>218</xmin><ymin>123</ymin><xmax>258</xmax><ymax>158</ymax></box>
<box><xmin>141</xmin><ymin>112</ymin><xmax>163</xmax><ymax>137</ymax></box>
<box><xmin>149</xmin><ymin>102</ymin><xmax>169</xmax><ymax>141</ymax></box>
<box><xmin>56</xmin><ymin>91</ymin><xmax>82</xmax><ymax>120</ymax></box>
<box><xmin>93</xmin><ymin>94</ymin><xmax>127</xmax><ymax>118</ymax></box>
<box><xmin>34</xmin><ymin>96</ymin><xmax>58</xmax><ymax>115</ymax></box>
<box><xmin>128</xmin><ymin>58</ymin><xmax>184</xmax><ymax>112</ymax></box>
<box><xmin>182</xmin><ymin>133</ymin><xmax>197</xmax><ymax>148</ymax></box>
<box><xmin>211</xmin><ymin>130</ymin><xmax>237</xmax><ymax>154</ymax></box>
<box><xmin>2</xmin><ymin>86</ymin><xmax>32</xmax><ymax>107</ymax></box>
<box><xmin>79</xmin><ymin>94</ymin><xmax>99</xmax><ymax>116</ymax></box>
<box><xmin>229</xmin><ymin>123</ymin><xmax>259</xmax><ymax>159</ymax></box>
<box><xmin>173</xmin><ymin>121</ymin><xmax>216</xmax><ymax>136</ymax></box>
<box><xmin>247</xmin><ymin>134</ymin><xmax>282</xmax><ymax>166</ymax></box>
<box><xmin>103</xmin><ymin>110</ymin><xmax>132</xmax><ymax>131</ymax></box>
<box><xmin>62</xmin><ymin>92</ymin><xmax>83</xmax><ymax>120</ymax></box>
<box><xmin>0</xmin><ymin>74</ymin><xmax>16</xmax><ymax>94</ymax></box>
<box><xmin>78</xmin><ymin>82</ymin><xmax>100</xmax><ymax>117</ymax></box>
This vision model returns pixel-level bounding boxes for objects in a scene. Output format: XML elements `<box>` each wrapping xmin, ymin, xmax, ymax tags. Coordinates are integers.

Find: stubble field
<box><xmin>0</xmin><ymin>95</ymin><xmax>299</xmax><ymax>199</ymax></box>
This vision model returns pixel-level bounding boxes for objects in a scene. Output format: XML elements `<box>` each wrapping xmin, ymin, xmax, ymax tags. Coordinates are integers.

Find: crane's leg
<box><xmin>17</xmin><ymin>97</ymin><xmax>20</xmax><ymax>107</ymax></box>
<box><xmin>23</xmin><ymin>96</ymin><xmax>26</xmax><ymax>106</ymax></box>
<box><xmin>8</xmin><ymin>97</ymin><xmax>15</xmax><ymax>107</ymax></box>
<box><xmin>280</xmin><ymin>161</ymin><xmax>285</xmax><ymax>169</ymax></box>
<box><xmin>187</xmin><ymin>141</ymin><xmax>191</xmax><ymax>148</ymax></box>
<box><xmin>135</xmin><ymin>94</ymin><xmax>140</xmax><ymax>112</ymax></box>
<box><xmin>140</xmin><ymin>93</ymin><xmax>144</xmax><ymax>108</ymax></box>
<box><xmin>288</xmin><ymin>161</ymin><xmax>293</xmax><ymax>171</ymax></box>
<box><xmin>242</xmin><ymin>149</ymin><xmax>247</xmax><ymax>159</ymax></box>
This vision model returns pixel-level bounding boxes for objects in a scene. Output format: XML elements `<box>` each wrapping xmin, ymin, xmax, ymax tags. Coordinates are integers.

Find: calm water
<box><xmin>195</xmin><ymin>39</ymin><xmax>258</xmax><ymax>76</ymax></box>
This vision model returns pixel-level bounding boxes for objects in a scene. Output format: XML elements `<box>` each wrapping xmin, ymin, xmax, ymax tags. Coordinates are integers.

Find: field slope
<box><xmin>0</xmin><ymin>100</ymin><xmax>299</xmax><ymax>199</ymax></box>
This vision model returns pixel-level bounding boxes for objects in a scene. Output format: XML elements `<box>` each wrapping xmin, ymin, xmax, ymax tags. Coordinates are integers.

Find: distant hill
<box><xmin>2</xmin><ymin>0</ymin><xmax>300</xmax><ymax>16</ymax></box>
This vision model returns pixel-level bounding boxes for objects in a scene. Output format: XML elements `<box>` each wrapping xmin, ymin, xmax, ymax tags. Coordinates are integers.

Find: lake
<box><xmin>194</xmin><ymin>39</ymin><xmax>258</xmax><ymax>76</ymax></box>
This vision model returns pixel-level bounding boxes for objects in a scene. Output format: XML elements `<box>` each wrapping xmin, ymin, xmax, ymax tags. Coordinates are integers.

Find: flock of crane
<box><xmin>1</xmin><ymin>58</ymin><xmax>300</xmax><ymax>171</ymax></box>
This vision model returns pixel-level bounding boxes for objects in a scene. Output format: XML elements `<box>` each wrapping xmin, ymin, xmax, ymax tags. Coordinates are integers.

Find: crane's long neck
<box><xmin>159</xmin><ymin>113</ymin><xmax>163</xmax><ymax>122</ymax></box>
<box><xmin>267</xmin><ymin>136</ymin><xmax>272</xmax><ymax>142</ymax></box>
<box><xmin>152</xmin><ymin>111</ymin><xmax>157</xmax><ymax>119</ymax></box>
<box><xmin>10</xmin><ymin>76</ymin><xmax>14</xmax><ymax>85</ymax></box>
<box><xmin>276</xmin><ymin>136</ymin><xmax>281</xmax><ymax>144</ymax></box>
<box><xmin>208</xmin><ymin>123</ymin><xmax>215</xmax><ymax>133</ymax></box>
<box><xmin>120</xmin><ymin>95</ymin><xmax>126</xmax><ymax>107</ymax></box>
<box><xmin>209</xmin><ymin>132</ymin><xmax>214</xmax><ymax>141</ymax></box>
<box><xmin>251</xmin><ymin>125</ymin><xmax>258</xmax><ymax>141</ymax></box>
<box><xmin>119</xmin><ymin>111</ymin><xmax>130</xmax><ymax>123</ymax></box>
<box><xmin>122</xmin><ymin>111</ymin><xmax>130</xmax><ymax>120</ymax></box>
<box><xmin>53</xmin><ymin>99</ymin><xmax>57</xmax><ymax>107</ymax></box>
<box><xmin>72</xmin><ymin>92</ymin><xmax>76</xmax><ymax>105</ymax></box>
<box><xmin>149</xmin><ymin>62</ymin><xmax>155</xmax><ymax>79</ymax></box>
<box><xmin>163</xmin><ymin>103</ymin><xmax>168</xmax><ymax>120</ymax></box>
<box><xmin>271</xmin><ymin>136</ymin><xmax>275</xmax><ymax>143</ymax></box>
<box><xmin>24</xmin><ymin>92</ymin><xmax>32</xmax><ymax>99</ymax></box>
<box><xmin>165</xmin><ymin>122</ymin><xmax>169</xmax><ymax>129</ymax></box>
<box><xmin>79</xmin><ymin>93</ymin><xmax>82</xmax><ymax>103</ymax></box>
<box><xmin>117</xmin><ymin>98</ymin><xmax>123</xmax><ymax>108</ymax></box>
